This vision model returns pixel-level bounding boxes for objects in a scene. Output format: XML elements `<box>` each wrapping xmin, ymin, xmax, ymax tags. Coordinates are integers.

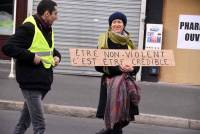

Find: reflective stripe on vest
<box><xmin>23</xmin><ymin>16</ymin><xmax>55</xmax><ymax>68</ymax></box>
<box><xmin>35</xmin><ymin>51</ymin><xmax>53</xmax><ymax>57</ymax></box>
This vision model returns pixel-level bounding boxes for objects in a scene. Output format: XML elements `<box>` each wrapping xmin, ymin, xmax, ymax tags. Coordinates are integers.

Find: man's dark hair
<box><xmin>37</xmin><ymin>0</ymin><xmax>57</xmax><ymax>16</ymax></box>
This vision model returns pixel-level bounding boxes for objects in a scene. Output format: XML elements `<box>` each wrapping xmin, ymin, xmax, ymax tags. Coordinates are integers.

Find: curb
<box><xmin>0</xmin><ymin>99</ymin><xmax>199</xmax><ymax>130</ymax></box>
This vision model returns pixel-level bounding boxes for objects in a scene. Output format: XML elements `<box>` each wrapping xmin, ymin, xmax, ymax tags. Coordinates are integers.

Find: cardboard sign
<box><xmin>69</xmin><ymin>48</ymin><xmax>175</xmax><ymax>66</ymax></box>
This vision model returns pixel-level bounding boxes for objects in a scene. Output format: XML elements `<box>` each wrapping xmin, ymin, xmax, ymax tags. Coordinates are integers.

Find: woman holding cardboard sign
<box><xmin>95</xmin><ymin>12</ymin><xmax>140</xmax><ymax>134</ymax></box>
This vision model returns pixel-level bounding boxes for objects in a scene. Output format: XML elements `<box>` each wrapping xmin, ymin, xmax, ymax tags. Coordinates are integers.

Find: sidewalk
<box><xmin>0</xmin><ymin>73</ymin><xmax>200</xmax><ymax>129</ymax></box>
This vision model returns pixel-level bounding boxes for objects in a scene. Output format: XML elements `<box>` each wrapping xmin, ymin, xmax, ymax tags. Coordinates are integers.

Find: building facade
<box><xmin>0</xmin><ymin>0</ymin><xmax>199</xmax><ymax>85</ymax></box>
<box><xmin>160</xmin><ymin>0</ymin><xmax>200</xmax><ymax>85</ymax></box>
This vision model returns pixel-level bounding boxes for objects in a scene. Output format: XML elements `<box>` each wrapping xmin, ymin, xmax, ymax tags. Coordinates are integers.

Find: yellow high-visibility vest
<box><xmin>23</xmin><ymin>16</ymin><xmax>55</xmax><ymax>68</ymax></box>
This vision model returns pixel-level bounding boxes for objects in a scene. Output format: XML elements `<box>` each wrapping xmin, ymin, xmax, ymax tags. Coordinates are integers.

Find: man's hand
<box><xmin>34</xmin><ymin>54</ymin><xmax>41</xmax><ymax>64</ymax></box>
<box><xmin>54</xmin><ymin>56</ymin><xmax>60</xmax><ymax>66</ymax></box>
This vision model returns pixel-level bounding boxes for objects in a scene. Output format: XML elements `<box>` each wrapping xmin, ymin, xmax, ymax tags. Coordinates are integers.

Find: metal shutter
<box><xmin>32</xmin><ymin>0</ymin><xmax>142</xmax><ymax>76</ymax></box>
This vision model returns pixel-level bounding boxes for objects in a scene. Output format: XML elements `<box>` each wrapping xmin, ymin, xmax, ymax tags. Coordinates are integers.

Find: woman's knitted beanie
<box><xmin>108</xmin><ymin>11</ymin><xmax>127</xmax><ymax>26</ymax></box>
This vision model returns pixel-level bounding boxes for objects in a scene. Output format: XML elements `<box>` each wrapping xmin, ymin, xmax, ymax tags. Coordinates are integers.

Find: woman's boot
<box><xmin>112</xmin><ymin>128</ymin><xmax>122</xmax><ymax>134</ymax></box>
<box><xmin>96</xmin><ymin>128</ymin><xmax>112</xmax><ymax>134</ymax></box>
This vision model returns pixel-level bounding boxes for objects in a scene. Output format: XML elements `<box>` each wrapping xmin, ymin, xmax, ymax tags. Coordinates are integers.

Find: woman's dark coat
<box><xmin>95</xmin><ymin>38</ymin><xmax>139</xmax><ymax>119</ymax></box>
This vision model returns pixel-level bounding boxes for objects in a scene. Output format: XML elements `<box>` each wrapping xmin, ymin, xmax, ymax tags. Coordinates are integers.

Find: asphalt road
<box><xmin>0</xmin><ymin>74</ymin><xmax>200</xmax><ymax>120</ymax></box>
<box><xmin>0</xmin><ymin>110</ymin><xmax>200</xmax><ymax>134</ymax></box>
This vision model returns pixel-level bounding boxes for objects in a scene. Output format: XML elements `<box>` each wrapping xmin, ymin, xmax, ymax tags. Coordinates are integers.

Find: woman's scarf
<box><xmin>97</xmin><ymin>28</ymin><xmax>136</xmax><ymax>75</ymax></box>
<box><xmin>104</xmin><ymin>73</ymin><xmax>141</xmax><ymax>129</ymax></box>
<box><xmin>97</xmin><ymin>28</ymin><xmax>135</xmax><ymax>49</ymax></box>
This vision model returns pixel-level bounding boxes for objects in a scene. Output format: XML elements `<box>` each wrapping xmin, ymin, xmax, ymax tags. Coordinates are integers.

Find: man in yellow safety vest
<box><xmin>2</xmin><ymin>0</ymin><xmax>61</xmax><ymax>133</ymax></box>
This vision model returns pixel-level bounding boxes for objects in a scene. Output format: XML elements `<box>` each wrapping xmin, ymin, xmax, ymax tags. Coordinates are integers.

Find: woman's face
<box><xmin>111</xmin><ymin>19</ymin><xmax>124</xmax><ymax>33</ymax></box>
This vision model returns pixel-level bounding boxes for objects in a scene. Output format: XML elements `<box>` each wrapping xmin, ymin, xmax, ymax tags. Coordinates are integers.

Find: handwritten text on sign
<box><xmin>69</xmin><ymin>48</ymin><xmax>175</xmax><ymax>66</ymax></box>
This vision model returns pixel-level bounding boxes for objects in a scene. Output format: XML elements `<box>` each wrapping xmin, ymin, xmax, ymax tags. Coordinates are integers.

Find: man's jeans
<box><xmin>13</xmin><ymin>90</ymin><xmax>47</xmax><ymax>134</ymax></box>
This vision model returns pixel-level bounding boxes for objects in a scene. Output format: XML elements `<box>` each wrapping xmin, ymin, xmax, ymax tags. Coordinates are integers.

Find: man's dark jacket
<box><xmin>2</xmin><ymin>15</ymin><xmax>61</xmax><ymax>91</ymax></box>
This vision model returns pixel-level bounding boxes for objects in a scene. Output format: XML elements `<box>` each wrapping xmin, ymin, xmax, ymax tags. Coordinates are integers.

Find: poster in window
<box><xmin>177</xmin><ymin>15</ymin><xmax>200</xmax><ymax>50</ymax></box>
<box><xmin>145</xmin><ymin>24</ymin><xmax>163</xmax><ymax>50</ymax></box>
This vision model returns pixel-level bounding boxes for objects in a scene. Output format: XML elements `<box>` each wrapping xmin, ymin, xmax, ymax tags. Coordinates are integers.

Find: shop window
<box><xmin>0</xmin><ymin>0</ymin><xmax>15</xmax><ymax>35</ymax></box>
